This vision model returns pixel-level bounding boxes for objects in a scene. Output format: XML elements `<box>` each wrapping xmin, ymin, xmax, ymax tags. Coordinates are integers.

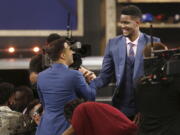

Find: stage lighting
<box><xmin>33</xmin><ymin>46</ymin><xmax>40</xmax><ymax>53</ymax></box>
<box><xmin>8</xmin><ymin>47</ymin><xmax>15</xmax><ymax>53</ymax></box>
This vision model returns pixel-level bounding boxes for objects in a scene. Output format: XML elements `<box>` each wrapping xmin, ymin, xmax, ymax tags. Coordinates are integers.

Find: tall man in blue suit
<box><xmin>84</xmin><ymin>5</ymin><xmax>161</xmax><ymax>120</ymax></box>
<box><xmin>35</xmin><ymin>38</ymin><xmax>96</xmax><ymax>135</ymax></box>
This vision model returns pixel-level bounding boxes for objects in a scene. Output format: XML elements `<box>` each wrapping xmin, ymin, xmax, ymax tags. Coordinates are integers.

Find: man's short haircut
<box><xmin>46</xmin><ymin>38</ymin><xmax>70</xmax><ymax>61</ymax></box>
<box><xmin>15</xmin><ymin>86</ymin><xmax>34</xmax><ymax>102</ymax></box>
<box><xmin>0</xmin><ymin>82</ymin><xmax>14</xmax><ymax>105</ymax></box>
<box><xmin>64</xmin><ymin>99</ymin><xmax>84</xmax><ymax>120</ymax></box>
<box><xmin>47</xmin><ymin>33</ymin><xmax>61</xmax><ymax>44</ymax></box>
<box><xmin>120</xmin><ymin>5</ymin><xmax>142</xmax><ymax>19</ymax></box>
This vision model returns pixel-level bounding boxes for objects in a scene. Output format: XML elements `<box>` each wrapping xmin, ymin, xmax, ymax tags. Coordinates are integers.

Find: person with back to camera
<box><xmin>62</xmin><ymin>99</ymin><xmax>138</xmax><ymax>135</ymax></box>
<box><xmin>80</xmin><ymin>5</ymin><xmax>161</xmax><ymax>120</ymax></box>
<box><xmin>29</xmin><ymin>33</ymin><xmax>61</xmax><ymax>98</ymax></box>
<box><xmin>35</xmin><ymin>38</ymin><xmax>96</xmax><ymax>135</ymax></box>
<box><xmin>135</xmin><ymin>42</ymin><xmax>180</xmax><ymax>135</ymax></box>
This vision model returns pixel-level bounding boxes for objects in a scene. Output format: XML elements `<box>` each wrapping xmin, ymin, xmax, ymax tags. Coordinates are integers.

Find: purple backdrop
<box><xmin>0</xmin><ymin>0</ymin><xmax>77</xmax><ymax>30</ymax></box>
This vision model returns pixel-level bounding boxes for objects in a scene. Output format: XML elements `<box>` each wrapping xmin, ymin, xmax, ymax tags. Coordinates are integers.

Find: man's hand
<box><xmin>79</xmin><ymin>66</ymin><xmax>96</xmax><ymax>83</ymax></box>
<box><xmin>62</xmin><ymin>125</ymin><xmax>74</xmax><ymax>135</ymax></box>
<box><xmin>29</xmin><ymin>72</ymin><xmax>38</xmax><ymax>84</ymax></box>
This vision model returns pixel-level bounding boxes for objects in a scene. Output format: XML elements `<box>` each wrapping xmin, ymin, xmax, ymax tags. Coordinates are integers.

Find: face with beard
<box><xmin>119</xmin><ymin>14</ymin><xmax>140</xmax><ymax>40</ymax></box>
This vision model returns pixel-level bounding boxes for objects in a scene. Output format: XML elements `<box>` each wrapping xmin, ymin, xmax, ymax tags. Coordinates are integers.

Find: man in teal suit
<box><xmin>89</xmin><ymin>5</ymin><xmax>160</xmax><ymax>119</ymax></box>
<box><xmin>36</xmin><ymin>38</ymin><xmax>96</xmax><ymax>135</ymax></box>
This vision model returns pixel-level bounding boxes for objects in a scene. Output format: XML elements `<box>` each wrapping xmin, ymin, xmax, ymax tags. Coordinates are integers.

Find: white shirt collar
<box><xmin>126</xmin><ymin>32</ymin><xmax>141</xmax><ymax>46</ymax></box>
<box><xmin>125</xmin><ymin>33</ymin><xmax>141</xmax><ymax>56</ymax></box>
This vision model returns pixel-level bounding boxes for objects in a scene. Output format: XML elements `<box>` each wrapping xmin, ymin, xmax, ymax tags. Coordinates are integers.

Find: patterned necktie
<box><xmin>128</xmin><ymin>43</ymin><xmax>135</xmax><ymax>64</ymax></box>
<box><xmin>129</xmin><ymin>42</ymin><xmax>135</xmax><ymax>56</ymax></box>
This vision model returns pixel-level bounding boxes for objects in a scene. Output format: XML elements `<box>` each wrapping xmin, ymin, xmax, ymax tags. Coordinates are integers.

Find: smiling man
<box><xmin>89</xmin><ymin>5</ymin><xmax>161</xmax><ymax>120</ymax></box>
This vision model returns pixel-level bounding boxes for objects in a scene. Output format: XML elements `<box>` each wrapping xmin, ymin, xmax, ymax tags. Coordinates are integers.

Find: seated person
<box><xmin>0</xmin><ymin>82</ymin><xmax>32</xmax><ymax>135</ymax></box>
<box><xmin>10</xmin><ymin>85</ymin><xmax>34</xmax><ymax>113</ymax></box>
<box><xmin>62</xmin><ymin>99</ymin><xmax>137</xmax><ymax>135</ymax></box>
<box><xmin>135</xmin><ymin>42</ymin><xmax>180</xmax><ymax>135</ymax></box>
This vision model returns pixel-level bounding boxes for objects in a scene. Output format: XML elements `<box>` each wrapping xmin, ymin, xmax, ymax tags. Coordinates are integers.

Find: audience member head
<box><xmin>0</xmin><ymin>82</ymin><xmax>15</xmax><ymax>106</ymax></box>
<box><xmin>26</xmin><ymin>99</ymin><xmax>43</xmax><ymax>125</ymax></box>
<box><xmin>119</xmin><ymin>5</ymin><xmax>142</xmax><ymax>41</ymax></box>
<box><xmin>10</xmin><ymin>86</ymin><xmax>34</xmax><ymax>112</ymax></box>
<box><xmin>46</xmin><ymin>33</ymin><xmax>61</xmax><ymax>45</ymax></box>
<box><xmin>64</xmin><ymin>99</ymin><xmax>84</xmax><ymax>122</ymax></box>
<box><xmin>143</xmin><ymin>42</ymin><xmax>168</xmax><ymax>58</ymax></box>
<box><xmin>46</xmin><ymin>38</ymin><xmax>74</xmax><ymax>66</ymax></box>
<box><xmin>29</xmin><ymin>33</ymin><xmax>61</xmax><ymax>83</ymax></box>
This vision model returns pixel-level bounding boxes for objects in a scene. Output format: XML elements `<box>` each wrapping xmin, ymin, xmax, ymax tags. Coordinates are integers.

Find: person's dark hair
<box><xmin>29</xmin><ymin>54</ymin><xmax>43</xmax><ymax>73</ymax></box>
<box><xmin>47</xmin><ymin>33</ymin><xmax>61</xmax><ymax>44</ymax></box>
<box><xmin>15</xmin><ymin>86</ymin><xmax>34</xmax><ymax>102</ymax></box>
<box><xmin>46</xmin><ymin>38</ymin><xmax>70</xmax><ymax>61</ymax></box>
<box><xmin>64</xmin><ymin>99</ymin><xmax>84</xmax><ymax>120</ymax></box>
<box><xmin>29</xmin><ymin>34</ymin><xmax>61</xmax><ymax>73</ymax></box>
<box><xmin>120</xmin><ymin>5</ymin><xmax>142</xmax><ymax>19</ymax></box>
<box><xmin>143</xmin><ymin>42</ymin><xmax>167</xmax><ymax>57</ymax></box>
<box><xmin>0</xmin><ymin>82</ymin><xmax>14</xmax><ymax>105</ymax></box>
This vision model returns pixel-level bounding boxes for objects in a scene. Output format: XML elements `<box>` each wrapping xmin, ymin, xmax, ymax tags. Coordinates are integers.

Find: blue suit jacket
<box><xmin>93</xmin><ymin>33</ymin><xmax>160</xmax><ymax>105</ymax></box>
<box><xmin>36</xmin><ymin>63</ymin><xmax>96</xmax><ymax>135</ymax></box>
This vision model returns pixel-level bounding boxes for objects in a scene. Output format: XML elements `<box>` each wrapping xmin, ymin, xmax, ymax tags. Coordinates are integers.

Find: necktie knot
<box><xmin>129</xmin><ymin>42</ymin><xmax>135</xmax><ymax>48</ymax></box>
<box><xmin>128</xmin><ymin>43</ymin><xmax>135</xmax><ymax>57</ymax></box>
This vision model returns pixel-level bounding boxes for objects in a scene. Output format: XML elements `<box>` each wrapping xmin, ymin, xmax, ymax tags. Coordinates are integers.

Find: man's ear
<box><xmin>133</xmin><ymin>17</ymin><xmax>141</xmax><ymax>25</ymax></box>
<box><xmin>8</xmin><ymin>94</ymin><xmax>15</xmax><ymax>105</ymax></box>
<box><xmin>135</xmin><ymin>18</ymin><xmax>141</xmax><ymax>25</ymax></box>
<box><xmin>60</xmin><ymin>52</ymin><xmax>65</xmax><ymax>59</ymax></box>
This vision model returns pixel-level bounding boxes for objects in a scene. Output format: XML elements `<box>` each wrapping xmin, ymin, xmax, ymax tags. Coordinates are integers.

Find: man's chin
<box><xmin>68</xmin><ymin>61</ymin><xmax>74</xmax><ymax>67</ymax></box>
<box><xmin>122</xmin><ymin>33</ymin><xmax>129</xmax><ymax>37</ymax></box>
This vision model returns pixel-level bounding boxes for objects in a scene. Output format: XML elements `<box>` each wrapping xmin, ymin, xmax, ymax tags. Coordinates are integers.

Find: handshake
<box><xmin>79</xmin><ymin>66</ymin><xmax>96</xmax><ymax>83</ymax></box>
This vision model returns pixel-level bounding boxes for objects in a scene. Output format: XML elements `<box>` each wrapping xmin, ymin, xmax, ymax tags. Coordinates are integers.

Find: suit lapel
<box><xmin>133</xmin><ymin>33</ymin><xmax>147</xmax><ymax>79</ymax></box>
<box><xmin>118</xmin><ymin>36</ymin><xmax>126</xmax><ymax>67</ymax></box>
<box><xmin>114</xmin><ymin>36</ymin><xmax>126</xmax><ymax>85</ymax></box>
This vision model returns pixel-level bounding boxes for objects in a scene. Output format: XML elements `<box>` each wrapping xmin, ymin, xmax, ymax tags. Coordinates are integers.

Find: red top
<box><xmin>71</xmin><ymin>102</ymin><xmax>137</xmax><ymax>135</ymax></box>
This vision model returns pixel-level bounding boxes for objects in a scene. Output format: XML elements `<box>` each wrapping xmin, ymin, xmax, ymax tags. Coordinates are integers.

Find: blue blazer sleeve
<box><xmin>37</xmin><ymin>82</ymin><xmax>45</xmax><ymax>108</ymax></box>
<box><xmin>74</xmin><ymin>71</ymin><xmax>96</xmax><ymax>101</ymax></box>
<box><xmin>93</xmin><ymin>39</ymin><xmax>115</xmax><ymax>88</ymax></box>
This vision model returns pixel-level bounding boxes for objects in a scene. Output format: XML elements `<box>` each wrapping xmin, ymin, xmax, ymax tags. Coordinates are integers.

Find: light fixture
<box><xmin>32</xmin><ymin>46</ymin><xmax>40</xmax><ymax>53</ymax></box>
<box><xmin>8</xmin><ymin>47</ymin><xmax>15</xmax><ymax>53</ymax></box>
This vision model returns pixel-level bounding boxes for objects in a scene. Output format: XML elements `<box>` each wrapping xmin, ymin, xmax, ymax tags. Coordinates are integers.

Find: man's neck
<box><xmin>55</xmin><ymin>60</ymin><xmax>68</xmax><ymax>66</ymax></box>
<box><xmin>129</xmin><ymin>31</ymin><xmax>140</xmax><ymax>42</ymax></box>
